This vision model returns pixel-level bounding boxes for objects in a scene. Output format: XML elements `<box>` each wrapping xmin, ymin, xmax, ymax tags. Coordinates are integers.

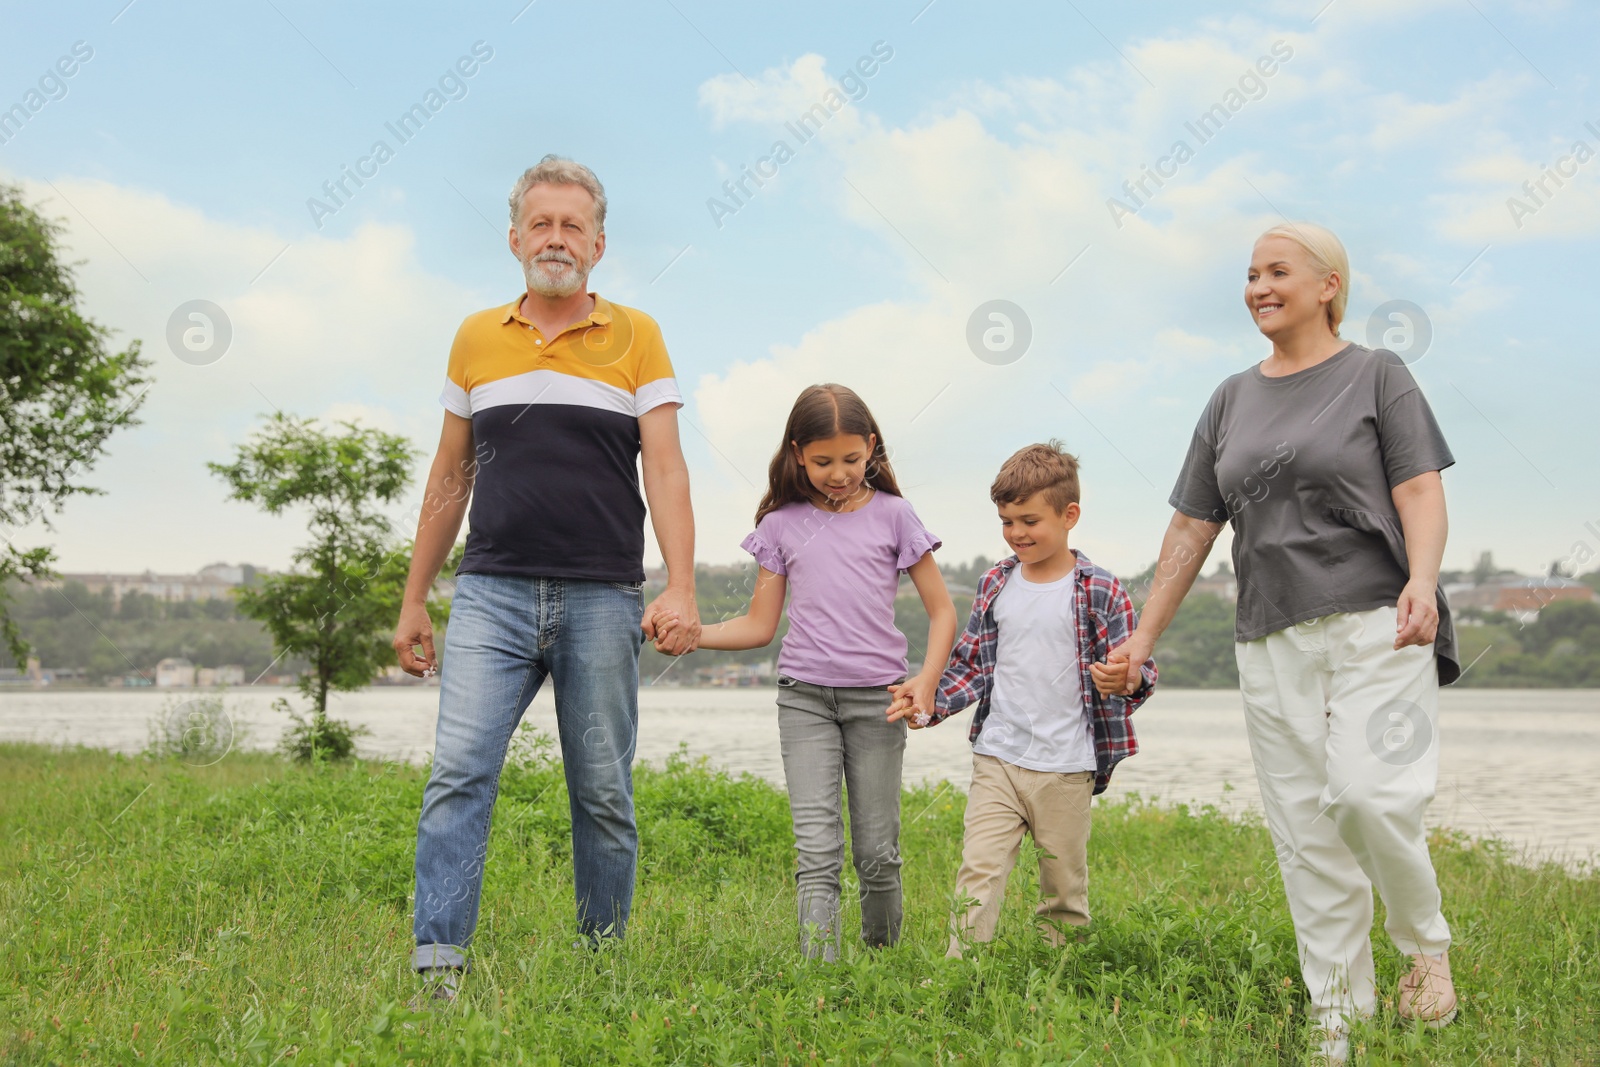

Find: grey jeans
<box><xmin>775</xmin><ymin>674</ymin><xmax>907</xmax><ymax>960</ymax></box>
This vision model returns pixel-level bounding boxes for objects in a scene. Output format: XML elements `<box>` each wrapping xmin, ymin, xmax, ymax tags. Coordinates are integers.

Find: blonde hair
<box><xmin>508</xmin><ymin>155</ymin><xmax>607</xmax><ymax>230</ymax></box>
<box><xmin>1257</xmin><ymin>221</ymin><xmax>1349</xmax><ymax>334</ymax></box>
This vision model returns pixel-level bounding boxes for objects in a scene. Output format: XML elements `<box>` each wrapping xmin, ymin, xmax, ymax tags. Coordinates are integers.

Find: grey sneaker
<box><xmin>407</xmin><ymin>966</ymin><xmax>462</xmax><ymax>1010</ymax></box>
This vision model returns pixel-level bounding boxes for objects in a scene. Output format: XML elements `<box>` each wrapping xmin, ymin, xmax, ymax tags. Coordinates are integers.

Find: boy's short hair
<box><xmin>990</xmin><ymin>440</ymin><xmax>1080</xmax><ymax>513</ymax></box>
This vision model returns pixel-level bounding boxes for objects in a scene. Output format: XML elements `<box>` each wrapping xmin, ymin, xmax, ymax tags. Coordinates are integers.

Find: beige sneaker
<box><xmin>1397</xmin><ymin>951</ymin><xmax>1458</xmax><ymax>1027</ymax></box>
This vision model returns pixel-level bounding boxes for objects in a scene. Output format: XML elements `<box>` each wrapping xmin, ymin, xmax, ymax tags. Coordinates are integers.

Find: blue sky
<box><xmin>2</xmin><ymin>0</ymin><xmax>1594</xmax><ymax>579</ymax></box>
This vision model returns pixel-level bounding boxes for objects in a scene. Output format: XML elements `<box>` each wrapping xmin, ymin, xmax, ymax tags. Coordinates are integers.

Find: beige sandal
<box><xmin>1397</xmin><ymin>951</ymin><xmax>1458</xmax><ymax>1027</ymax></box>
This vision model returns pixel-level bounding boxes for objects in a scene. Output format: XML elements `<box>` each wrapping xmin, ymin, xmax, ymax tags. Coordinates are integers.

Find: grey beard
<box><xmin>523</xmin><ymin>256</ymin><xmax>587</xmax><ymax>298</ymax></box>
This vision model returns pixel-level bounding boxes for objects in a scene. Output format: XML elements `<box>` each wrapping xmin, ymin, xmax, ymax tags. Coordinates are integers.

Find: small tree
<box><xmin>210</xmin><ymin>414</ymin><xmax>415</xmax><ymax>760</ymax></box>
<box><xmin>0</xmin><ymin>185</ymin><xmax>151</xmax><ymax>664</ymax></box>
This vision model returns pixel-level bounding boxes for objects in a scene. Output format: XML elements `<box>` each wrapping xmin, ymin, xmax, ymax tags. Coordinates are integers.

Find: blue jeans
<box><xmin>412</xmin><ymin>573</ymin><xmax>644</xmax><ymax>971</ymax></box>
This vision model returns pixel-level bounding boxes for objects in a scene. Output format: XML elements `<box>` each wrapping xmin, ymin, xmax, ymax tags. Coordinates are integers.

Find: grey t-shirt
<box><xmin>1169</xmin><ymin>343</ymin><xmax>1460</xmax><ymax>684</ymax></box>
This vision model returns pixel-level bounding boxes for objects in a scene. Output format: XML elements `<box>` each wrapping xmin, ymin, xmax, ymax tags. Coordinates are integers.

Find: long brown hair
<box><xmin>754</xmin><ymin>384</ymin><xmax>902</xmax><ymax>525</ymax></box>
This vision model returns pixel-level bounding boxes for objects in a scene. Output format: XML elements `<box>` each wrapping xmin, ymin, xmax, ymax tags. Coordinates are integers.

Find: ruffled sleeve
<box><xmin>740</xmin><ymin>527</ymin><xmax>786</xmax><ymax>575</ymax></box>
<box><xmin>894</xmin><ymin>500</ymin><xmax>941</xmax><ymax>571</ymax></box>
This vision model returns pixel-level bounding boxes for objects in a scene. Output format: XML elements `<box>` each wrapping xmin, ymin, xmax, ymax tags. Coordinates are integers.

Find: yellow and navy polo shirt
<box><xmin>440</xmin><ymin>293</ymin><xmax>682</xmax><ymax>582</ymax></box>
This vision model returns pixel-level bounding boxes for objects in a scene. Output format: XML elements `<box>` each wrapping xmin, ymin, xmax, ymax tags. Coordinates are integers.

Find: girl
<box><xmin>657</xmin><ymin>383</ymin><xmax>957</xmax><ymax>960</ymax></box>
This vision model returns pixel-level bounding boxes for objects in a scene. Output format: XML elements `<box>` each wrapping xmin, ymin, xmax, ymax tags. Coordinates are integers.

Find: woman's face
<box><xmin>795</xmin><ymin>432</ymin><xmax>875</xmax><ymax>504</ymax></box>
<box><xmin>1245</xmin><ymin>235</ymin><xmax>1337</xmax><ymax>339</ymax></box>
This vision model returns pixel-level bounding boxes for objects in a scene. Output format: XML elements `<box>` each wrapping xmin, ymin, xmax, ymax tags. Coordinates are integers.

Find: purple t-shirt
<box><xmin>740</xmin><ymin>491</ymin><xmax>941</xmax><ymax>687</ymax></box>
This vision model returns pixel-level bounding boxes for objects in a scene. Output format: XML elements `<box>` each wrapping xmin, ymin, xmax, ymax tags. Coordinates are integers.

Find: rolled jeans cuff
<box><xmin>413</xmin><ymin>943</ymin><xmax>470</xmax><ymax>972</ymax></box>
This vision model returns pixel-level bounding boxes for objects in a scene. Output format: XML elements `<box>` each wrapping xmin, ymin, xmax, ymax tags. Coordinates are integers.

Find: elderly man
<box><xmin>394</xmin><ymin>155</ymin><xmax>701</xmax><ymax>999</ymax></box>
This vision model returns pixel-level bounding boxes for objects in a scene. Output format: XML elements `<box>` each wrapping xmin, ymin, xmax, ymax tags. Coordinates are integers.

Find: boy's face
<box><xmin>996</xmin><ymin>492</ymin><xmax>1080</xmax><ymax>566</ymax></box>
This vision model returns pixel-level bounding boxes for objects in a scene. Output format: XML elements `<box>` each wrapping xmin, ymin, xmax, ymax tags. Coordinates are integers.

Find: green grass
<box><xmin>1</xmin><ymin>736</ymin><xmax>1594</xmax><ymax>1065</ymax></box>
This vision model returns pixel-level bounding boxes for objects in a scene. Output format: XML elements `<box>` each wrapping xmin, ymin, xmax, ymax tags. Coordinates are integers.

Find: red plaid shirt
<box><xmin>928</xmin><ymin>550</ymin><xmax>1156</xmax><ymax>795</ymax></box>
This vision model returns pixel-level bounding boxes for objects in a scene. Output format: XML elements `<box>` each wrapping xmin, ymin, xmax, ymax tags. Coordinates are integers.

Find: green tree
<box><xmin>209</xmin><ymin>414</ymin><xmax>416</xmax><ymax>759</ymax></box>
<box><xmin>0</xmin><ymin>184</ymin><xmax>151</xmax><ymax>663</ymax></box>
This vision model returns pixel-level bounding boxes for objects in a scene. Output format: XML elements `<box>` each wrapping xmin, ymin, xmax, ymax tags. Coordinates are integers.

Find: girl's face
<box><xmin>1245</xmin><ymin>235</ymin><xmax>1338</xmax><ymax>339</ymax></box>
<box><xmin>795</xmin><ymin>432</ymin><xmax>876</xmax><ymax>504</ymax></box>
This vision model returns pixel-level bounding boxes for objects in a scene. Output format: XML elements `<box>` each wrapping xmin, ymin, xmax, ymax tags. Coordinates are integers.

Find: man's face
<box><xmin>509</xmin><ymin>183</ymin><xmax>606</xmax><ymax>299</ymax></box>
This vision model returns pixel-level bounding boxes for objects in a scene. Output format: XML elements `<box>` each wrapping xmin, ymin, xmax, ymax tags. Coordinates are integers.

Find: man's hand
<box><xmin>1092</xmin><ymin>632</ymin><xmax>1154</xmax><ymax>696</ymax></box>
<box><xmin>644</xmin><ymin>585</ymin><xmax>700</xmax><ymax>656</ymax></box>
<box><xmin>394</xmin><ymin>601</ymin><xmax>438</xmax><ymax>677</ymax></box>
<box><xmin>1394</xmin><ymin>579</ymin><xmax>1439</xmax><ymax>649</ymax></box>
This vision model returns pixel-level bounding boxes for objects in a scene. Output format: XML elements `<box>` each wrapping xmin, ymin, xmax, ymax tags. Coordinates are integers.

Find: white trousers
<box><xmin>1235</xmin><ymin>605</ymin><xmax>1452</xmax><ymax>1032</ymax></box>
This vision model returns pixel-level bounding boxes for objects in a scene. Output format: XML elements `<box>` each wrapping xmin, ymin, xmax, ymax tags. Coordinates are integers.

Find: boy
<box><xmin>888</xmin><ymin>442</ymin><xmax>1155</xmax><ymax>957</ymax></box>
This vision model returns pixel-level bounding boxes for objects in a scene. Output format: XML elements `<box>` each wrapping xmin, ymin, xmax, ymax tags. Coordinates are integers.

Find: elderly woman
<box><xmin>1095</xmin><ymin>222</ymin><xmax>1459</xmax><ymax>1063</ymax></box>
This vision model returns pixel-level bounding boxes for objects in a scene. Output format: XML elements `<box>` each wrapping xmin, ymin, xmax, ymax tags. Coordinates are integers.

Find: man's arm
<box><xmin>638</xmin><ymin>404</ymin><xmax>700</xmax><ymax>655</ymax></box>
<box><xmin>393</xmin><ymin>412</ymin><xmax>476</xmax><ymax>676</ymax></box>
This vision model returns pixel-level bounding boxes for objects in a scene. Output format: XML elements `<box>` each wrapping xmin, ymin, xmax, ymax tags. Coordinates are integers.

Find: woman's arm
<box><xmin>892</xmin><ymin>553</ymin><xmax>958</xmax><ymax>724</ymax></box>
<box><xmin>1091</xmin><ymin>510</ymin><xmax>1224</xmax><ymax>695</ymax></box>
<box><xmin>1391</xmin><ymin>470</ymin><xmax>1447</xmax><ymax>649</ymax></box>
<box><xmin>676</xmin><ymin>567</ymin><xmax>787</xmax><ymax>652</ymax></box>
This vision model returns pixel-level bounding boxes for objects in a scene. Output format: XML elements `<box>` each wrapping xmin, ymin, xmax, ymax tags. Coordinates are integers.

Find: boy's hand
<box><xmin>1089</xmin><ymin>654</ymin><xmax>1129</xmax><ymax>696</ymax></box>
<box><xmin>1093</xmin><ymin>633</ymin><xmax>1154</xmax><ymax>696</ymax></box>
<box><xmin>885</xmin><ymin>677</ymin><xmax>935</xmax><ymax>729</ymax></box>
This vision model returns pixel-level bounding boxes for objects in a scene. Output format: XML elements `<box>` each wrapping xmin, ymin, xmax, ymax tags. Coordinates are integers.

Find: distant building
<box><xmin>39</xmin><ymin>562</ymin><xmax>262</xmax><ymax>605</ymax></box>
<box><xmin>692</xmin><ymin>660</ymin><xmax>775</xmax><ymax>687</ymax></box>
<box><xmin>195</xmin><ymin>665</ymin><xmax>246</xmax><ymax>687</ymax></box>
<box><xmin>1451</xmin><ymin>576</ymin><xmax>1596</xmax><ymax>622</ymax></box>
<box><xmin>1190</xmin><ymin>565</ymin><xmax>1238</xmax><ymax>602</ymax></box>
<box><xmin>156</xmin><ymin>657</ymin><xmax>196</xmax><ymax>687</ymax></box>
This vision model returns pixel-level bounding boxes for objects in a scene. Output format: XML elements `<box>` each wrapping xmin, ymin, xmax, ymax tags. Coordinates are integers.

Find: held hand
<box><xmin>885</xmin><ymin>678</ymin><xmax>934</xmax><ymax>729</ymax></box>
<box><xmin>393</xmin><ymin>601</ymin><xmax>437</xmax><ymax>678</ymax></box>
<box><xmin>905</xmin><ymin>673</ymin><xmax>938</xmax><ymax>726</ymax></box>
<box><xmin>1099</xmin><ymin>632</ymin><xmax>1155</xmax><ymax>696</ymax></box>
<box><xmin>1394</xmin><ymin>579</ymin><xmax>1439</xmax><ymax>649</ymax></box>
<box><xmin>885</xmin><ymin>684</ymin><xmax>918</xmax><ymax>726</ymax></box>
<box><xmin>644</xmin><ymin>585</ymin><xmax>701</xmax><ymax>656</ymax></box>
<box><xmin>1088</xmin><ymin>653</ymin><xmax>1129</xmax><ymax>697</ymax></box>
<box><xmin>650</xmin><ymin>610</ymin><xmax>682</xmax><ymax>654</ymax></box>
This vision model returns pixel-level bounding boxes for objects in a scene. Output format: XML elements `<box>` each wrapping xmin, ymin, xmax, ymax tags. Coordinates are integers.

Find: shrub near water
<box><xmin>1</xmin><ymin>733</ymin><xmax>1596</xmax><ymax>1065</ymax></box>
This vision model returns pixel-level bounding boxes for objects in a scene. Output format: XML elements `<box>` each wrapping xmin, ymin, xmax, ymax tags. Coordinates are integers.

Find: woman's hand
<box><xmin>1093</xmin><ymin>632</ymin><xmax>1155</xmax><ymax>696</ymax></box>
<box><xmin>1394</xmin><ymin>579</ymin><xmax>1439</xmax><ymax>649</ymax></box>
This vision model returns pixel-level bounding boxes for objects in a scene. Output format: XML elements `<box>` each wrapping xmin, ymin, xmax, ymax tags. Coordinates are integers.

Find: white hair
<box><xmin>508</xmin><ymin>155</ymin><xmax>607</xmax><ymax>231</ymax></box>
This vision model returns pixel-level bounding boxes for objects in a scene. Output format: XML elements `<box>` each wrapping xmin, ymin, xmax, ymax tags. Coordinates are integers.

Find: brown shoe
<box><xmin>1397</xmin><ymin>951</ymin><xmax>1458</xmax><ymax>1027</ymax></box>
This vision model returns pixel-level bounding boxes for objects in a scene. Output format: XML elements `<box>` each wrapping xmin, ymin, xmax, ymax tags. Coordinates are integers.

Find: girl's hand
<box><xmin>885</xmin><ymin>681</ymin><xmax>931</xmax><ymax>728</ymax></box>
<box><xmin>651</xmin><ymin>610</ymin><xmax>682</xmax><ymax>653</ymax></box>
<box><xmin>889</xmin><ymin>684</ymin><xmax>915</xmax><ymax>726</ymax></box>
<box><xmin>1394</xmin><ymin>579</ymin><xmax>1439</xmax><ymax>649</ymax></box>
<box><xmin>905</xmin><ymin>673</ymin><xmax>938</xmax><ymax>725</ymax></box>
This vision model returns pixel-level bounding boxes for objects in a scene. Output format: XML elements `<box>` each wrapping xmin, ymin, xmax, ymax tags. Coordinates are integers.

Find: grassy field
<box><xmin>1</xmin><ymin>734</ymin><xmax>1595</xmax><ymax>1065</ymax></box>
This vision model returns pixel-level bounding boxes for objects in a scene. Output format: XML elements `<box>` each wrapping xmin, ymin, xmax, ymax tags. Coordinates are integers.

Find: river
<box><xmin>1</xmin><ymin>686</ymin><xmax>1594</xmax><ymax>869</ymax></box>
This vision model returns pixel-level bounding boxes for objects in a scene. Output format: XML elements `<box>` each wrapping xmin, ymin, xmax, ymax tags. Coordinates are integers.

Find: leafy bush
<box><xmin>274</xmin><ymin>696</ymin><xmax>368</xmax><ymax>762</ymax></box>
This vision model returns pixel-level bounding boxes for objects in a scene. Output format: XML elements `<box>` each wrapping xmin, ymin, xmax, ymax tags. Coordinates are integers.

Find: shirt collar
<box><xmin>500</xmin><ymin>292</ymin><xmax>613</xmax><ymax>329</ymax></box>
<box><xmin>996</xmin><ymin>548</ymin><xmax>1090</xmax><ymax>577</ymax></box>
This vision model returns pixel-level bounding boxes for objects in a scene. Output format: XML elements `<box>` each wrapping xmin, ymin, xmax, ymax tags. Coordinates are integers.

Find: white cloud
<box><xmin>5</xmin><ymin>173</ymin><xmax>488</xmax><ymax>572</ymax></box>
<box><xmin>1430</xmin><ymin>137</ymin><xmax>1600</xmax><ymax>242</ymax></box>
<box><xmin>681</xmin><ymin>12</ymin><xmax>1582</xmax><ymax>575</ymax></box>
<box><xmin>699</xmin><ymin>53</ymin><xmax>867</xmax><ymax>139</ymax></box>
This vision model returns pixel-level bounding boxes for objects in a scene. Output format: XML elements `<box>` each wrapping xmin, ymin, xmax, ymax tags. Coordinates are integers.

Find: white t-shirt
<box><xmin>971</xmin><ymin>567</ymin><xmax>1096</xmax><ymax>773</ymax></box>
